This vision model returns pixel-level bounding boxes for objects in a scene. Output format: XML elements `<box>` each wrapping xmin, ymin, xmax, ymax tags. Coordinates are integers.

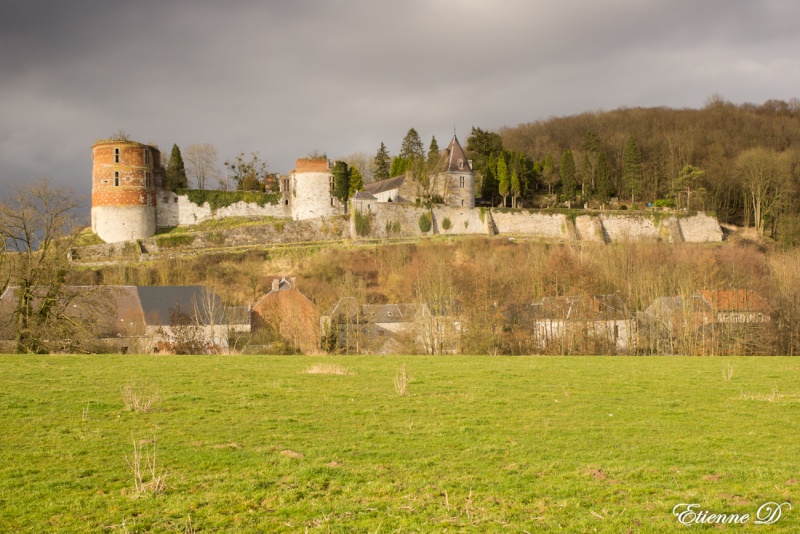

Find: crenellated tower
<box><xmin>91</xmin><ymin>139</ymin><xmax>161</xmax><ymax>243</ymax></box>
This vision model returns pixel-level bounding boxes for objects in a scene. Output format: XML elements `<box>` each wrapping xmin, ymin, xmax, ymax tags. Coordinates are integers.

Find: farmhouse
<box><xmin>251</xmin><ymin>277</ymin><xmax>319</xmax><ymax>353</ymax></box>
<box><xmin>514</xmin><ymin>294</ymin><xmax>634</xmax><ymax>354</ymax></box>
<box><xmin>640</xmin><ymin>289</ymin><xmax>772</xmax><ymax>354</ymax></box>
<box><xmin>0</xmin><ymin>285</ymin><xmax>250</xmax><ymax>354</ymax></box>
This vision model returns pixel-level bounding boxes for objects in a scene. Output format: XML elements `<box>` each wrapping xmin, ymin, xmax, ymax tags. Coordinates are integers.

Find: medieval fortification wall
<box><xmin>349</xmin><ymin>200</ymin><xmax>722</xmax><ymax>243</ymax></box>
<box><xmin>89</xmin><ymin>139</ymin><xmax>722</xmax><ymax>253</ymax></box>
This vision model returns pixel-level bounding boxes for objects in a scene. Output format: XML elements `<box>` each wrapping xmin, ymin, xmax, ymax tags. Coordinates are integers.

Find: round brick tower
<box><xmin>91</xmin><ymin>139</ymin><xmax>160</xmax><ymax>243</ymax></box>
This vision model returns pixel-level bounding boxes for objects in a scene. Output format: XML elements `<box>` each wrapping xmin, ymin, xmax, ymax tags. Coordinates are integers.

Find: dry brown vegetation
<box><xmin>304</xmin><ymin>363</ymin><xmax>352</xmax><ymax>375</ymax></box>
<box><xmin>71</xmin><ymin>234</ymin><xmax>800</xmax><ymax>355</ymax></box>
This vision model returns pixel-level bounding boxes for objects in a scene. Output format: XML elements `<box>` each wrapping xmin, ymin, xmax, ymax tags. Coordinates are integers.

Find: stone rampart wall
<box><xmin>156</xmin><ymin>192</ymin><xmax>289</xmax><ymax>227</ymax></box>
<box><xmin>489</xmin><ymin>211</ymin><xmax>567</xmax><ymax>239</ymax></box>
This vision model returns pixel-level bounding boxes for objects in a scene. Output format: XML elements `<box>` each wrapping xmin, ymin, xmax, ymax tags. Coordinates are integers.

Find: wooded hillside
<box><xmin>489</xmin><ymin>98</ymin><xmax>800</xmax><ymax>243</ymax></box>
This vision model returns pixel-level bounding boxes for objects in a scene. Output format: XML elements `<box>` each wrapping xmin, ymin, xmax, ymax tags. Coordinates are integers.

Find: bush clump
<box><xmin>180</xmin><ymin>189</ymin><xmax>280</xmax><ymax>212</ymax></box>
<box><xmin>156</xmin><ymin>234</ymin><xmax>196</xmax><ymax>248</ymax></box>
<box><xmin>418</xmin><ymin>212</ymin><xmax>432</xmax><ymax>233</ymax></box>
<box><xmin>354</xmin><ymin>211</ymin><xmax>372</xmax><ymax>237</ymax></box>
<box><xmin>442</xmin><ymin>217</ymin><xmax>452</xmax><ymax>231</ymax></box>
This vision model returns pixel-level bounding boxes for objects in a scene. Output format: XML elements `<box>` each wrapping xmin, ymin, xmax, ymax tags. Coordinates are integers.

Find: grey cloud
<box><xmin>1</xmin><ymin>0</ymin><xmax>799</xmax><ymax>202</ymax></box>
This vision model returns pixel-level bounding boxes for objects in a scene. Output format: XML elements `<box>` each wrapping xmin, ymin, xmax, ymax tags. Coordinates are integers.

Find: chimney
<box><xmin>271</xmin><ymin>278</ymin><xmax>280</xmax><ymax>292</ymax></box>
<box><xmin>290</xmin><ymin>277</ymin><xmax>297</xmax><ymax>290</ymax></box>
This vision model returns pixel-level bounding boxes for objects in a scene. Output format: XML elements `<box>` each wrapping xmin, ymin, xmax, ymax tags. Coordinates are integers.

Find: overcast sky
<box><xmin>2</xmin><ymin>0</ymin><xmax>799</xmax><ymax>205</ymax></box>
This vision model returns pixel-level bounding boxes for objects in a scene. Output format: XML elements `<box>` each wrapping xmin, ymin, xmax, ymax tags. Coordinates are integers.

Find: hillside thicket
<box><xmin>496</xmin><ymin>98</ymin><xmax>800</xmax><ymax>242</ymax></box>
<box><xmin>72</xmin><ymin>237</ymin><xmax>800</xmax><ymax>355</ymax></box>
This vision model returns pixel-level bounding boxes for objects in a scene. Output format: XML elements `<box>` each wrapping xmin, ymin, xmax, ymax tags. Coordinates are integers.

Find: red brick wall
<box><xmin>92</xmin><ymin>141</ymin><xmax>159</xmax><ymax>207</ymax></box>
<box><xmin>295</xmin><ymin>158</ymin><xmax>330</xmax><ymax>173</ymax></box>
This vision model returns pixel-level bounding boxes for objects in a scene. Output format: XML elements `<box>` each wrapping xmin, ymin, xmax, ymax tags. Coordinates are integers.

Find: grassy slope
<box><xmin>0</xmin><ymin>355</ymin><xmax>798</xmax><ymax>532</ymax></box>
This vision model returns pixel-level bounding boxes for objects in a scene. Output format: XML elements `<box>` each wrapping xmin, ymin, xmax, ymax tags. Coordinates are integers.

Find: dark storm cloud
<box><xmin>1</xmin><ymin>0</ymin><xmax>799</xmax><ymax>205</ymax></box>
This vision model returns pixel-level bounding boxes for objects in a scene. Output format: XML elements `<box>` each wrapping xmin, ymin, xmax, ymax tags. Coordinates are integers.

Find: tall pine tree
<box><xmin>372</xmin><ymin>142</ymin><xmax>391</xmax><ymax>181</ymax></box>
<box><xmin>165</xmin><ymin>144</ymin><xmax>188</xmax><ymax>190</ymax></box>
<box><xmin>594</xmin><ymin>151</ymin><xmax>613</xmax><ymax>202</ymax></box>
<box><xmin>400</xmin><ymin>128</ymin><xmax>424</xmax><ymax>160</ymax></box>
<box><xmin>427</xmin><ymin>136</ymin><xmax>440</xmax><ymax>167</ymax></box>
<box><xmin>560</xmin><ymin>149</ymin><xmax>576</xmax><ymax>200</ymax></box>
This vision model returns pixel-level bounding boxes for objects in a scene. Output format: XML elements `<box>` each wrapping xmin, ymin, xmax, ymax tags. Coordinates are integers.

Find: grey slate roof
<box><xmin>352</xmin><ymin>190</ymin><xmax>377</xmax><ymax>200</ymax></box>
<box><xmin>135</xmin><ymin>286</ymin><xmax>249</xmax><ymax>326</ymax></box>
<box><xmin>439</xmin><ymin>135</ymin><xmax>472</xmax><ymax>173</ymax></box>
<box><xmin>364</xmin><ymin>174</ymin><xmax>407</xmax><ymax>195</ymax></box>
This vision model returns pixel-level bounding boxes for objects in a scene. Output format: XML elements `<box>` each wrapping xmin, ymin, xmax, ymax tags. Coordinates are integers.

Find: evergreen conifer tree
<box><xmin>390</xmin><ymin>156</ymin><xmax>410</xmax><ymax>177</ymax></box>
<box><xmin>427</xmin><ymin>136</ymin><xmax>440</xmax><ymax>167</ymax></box>
<box><xmin>497</xmin><ymin>153</ymin><xmax>510</xmax><ymax>207</ymax></box>
<box><xmin>332</xmin><ymin>161</ymin><xmax>351</xmax><ymax>203</ymax></box>
<box><xmin>511</xmin><ymin>169</ymin><xmax>521</xmax><ymax>208</ymax></box>
<box><xmin>482</xmin><ymin>153</ymin><xmax>498</xmax><ymax>202</ymax></box>
<box><xmin>373</xmin><ymin>142</ymin><xmax>391</xmax><ymax>181</ymax></box>
<box><xmin>348</xmin><ymin>166</ymin><xmax>364</xmax><ymax>197</ymax></box>
<box><xmin>560</xmin><ymin>149</ymin><xmax>577</xmax><ymax>200</ymax></box>
<box><xmin>165</xmin><ymin>144</ymin><xmax>188</xmax><ymax>190</ymax></box>
<box><xmin>594</xmin><ymin>151</ymin><xmax>613</xmax><ymax>202</ymax></box>
<box><xmin>400</xmin><ymin>128</ymin><xmax>424</xmax><ymax>160</ymax></box>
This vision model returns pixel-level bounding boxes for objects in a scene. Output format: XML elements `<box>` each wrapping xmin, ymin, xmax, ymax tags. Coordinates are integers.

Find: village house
<box><xmin>0</xmin><ymin>285</ymin><xmax>250</xmax><ymax>354</ymax></box>
<box><xmin>640</xmin><ymin>289</ymin><xmax>772</xmax><ymax>354</ymax></box>
<box><xmin>250</xmin><ymin>276</ymin><xmax>319</xmax><ymax>353</ymax></box>
<box><xmin>519</xmin><ymin>294</ymin><xmax>635</xmax><ymax>354</ymax></box>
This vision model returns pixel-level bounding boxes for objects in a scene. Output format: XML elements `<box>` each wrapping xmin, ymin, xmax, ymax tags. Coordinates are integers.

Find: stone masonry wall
<box><xmin>678</xmin><ymin>213</ymin><xmax>724</xmax><ymax>242</ymax></box>
<box><xmin>431</xmin><ymin>206</ymin><xmax>485</xmax><ymax>235</ymax></box>
<box><xmin>156</xmin><ymin>191</ymin><xmax>289</xmax><ymax>228</ymax></box>
<box><xmin>489</xmin><ymin>211</ymin><xmax>568</xmax><ymax>239</ymax></box>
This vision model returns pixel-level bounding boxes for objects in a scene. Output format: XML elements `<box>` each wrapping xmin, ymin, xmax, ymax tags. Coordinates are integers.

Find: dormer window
<box><xmin>458</xmin><ymin>159</ymin><xmax>464</xmax><ymax>170</ymax></box>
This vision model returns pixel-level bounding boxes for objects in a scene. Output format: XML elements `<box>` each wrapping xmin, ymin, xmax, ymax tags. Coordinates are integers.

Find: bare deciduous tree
<box><xmin>0</xmin><ymin>180</ymin><xmax>87</xmax><ymax>353</ymax></box>
<box><xmin>737</xmin><ymin>148</ymin><xmax>791</xmax><ymax>237</ymax></box>
<box><xmin>184</xmin><ymin>143</ymin><xmax>219</xmax><ymax>190</ymax></box>
<box><xmin>341</xmin><ymin>151</ymin><xmax>374</xmax><ymax>184</ymax></box>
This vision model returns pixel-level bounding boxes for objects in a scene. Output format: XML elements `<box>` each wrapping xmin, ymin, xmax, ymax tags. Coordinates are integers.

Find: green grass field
<box><xmin>1</xmin><ymin>355</ymin><xmax>798</xmax><ymax>532</ymax></box>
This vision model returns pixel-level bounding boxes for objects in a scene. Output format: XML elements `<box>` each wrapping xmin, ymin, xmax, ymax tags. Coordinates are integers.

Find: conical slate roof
<box><xmin>439</xmin><ymin>135</ymin><xmax>472</xmax><ymax>173</ymax></box>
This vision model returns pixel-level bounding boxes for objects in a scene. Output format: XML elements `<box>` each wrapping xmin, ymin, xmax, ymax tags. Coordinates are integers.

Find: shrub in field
<box><xmin>124</xmin><ymin>431</ymin><xmax>167</xmax><ymax>496</ymax></box>
<box><xmin>121</xmin><ymin>381</ymin><xmax>160</xmax><ymax>413</ymax></box>
<box><xmin>394</xmin><ymin>364</ymin><xmax>410</xmax><ymax>396</ymax></box>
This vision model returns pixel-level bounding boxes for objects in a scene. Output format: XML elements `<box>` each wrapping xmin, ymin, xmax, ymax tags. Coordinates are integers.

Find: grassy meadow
<box><xmin>1</xmin><ymin>355</ymin><xmax>798</xmax><ymax>532</ymax></box>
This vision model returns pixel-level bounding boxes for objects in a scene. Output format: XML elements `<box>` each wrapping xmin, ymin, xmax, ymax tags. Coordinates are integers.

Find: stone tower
<box><xmin>290</xmin><ymin>157</ymin><xmax>339</xmax><ymax>220</ymax></box>
<box><xmin>91</xmin><ymin>139</ymin><xmax>160</xmax><ymax>243</ymax></box>
<box><xmin>437</xmin><ymin>135</ymin><xmax>475</xmax><ymax>208</ymax></box>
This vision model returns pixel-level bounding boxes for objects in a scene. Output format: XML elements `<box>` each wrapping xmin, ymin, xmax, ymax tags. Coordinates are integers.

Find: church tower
<box><xmin>91</xmin><ymin>139</ymin><xmax>160</xmax><ymax>243</ymax></box>
<box><xmin>437</xmin><ymin>135</ymin><xmax>475</xmax><ymax>208</ymax></box>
